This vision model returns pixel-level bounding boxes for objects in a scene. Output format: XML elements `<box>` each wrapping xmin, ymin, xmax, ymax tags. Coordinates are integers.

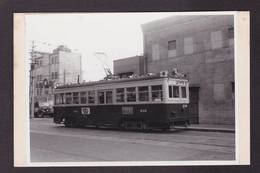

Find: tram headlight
<box><xmin>182</xmin><ymin>104</ymin><xmax>188</xmax><ymax>109</ymax></box>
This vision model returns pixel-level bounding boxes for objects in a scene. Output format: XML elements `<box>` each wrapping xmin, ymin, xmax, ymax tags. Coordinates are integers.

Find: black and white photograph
<box><xmin>13</xmin><ymin>12</ymin><xmax>250</xmax><ymax>166</ymax></box>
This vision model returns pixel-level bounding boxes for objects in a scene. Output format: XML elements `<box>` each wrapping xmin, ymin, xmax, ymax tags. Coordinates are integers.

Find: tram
<box><xmin>53</xmin><ymin>69</ymin><xmax>190</xmax><ymax>130</ymax></box>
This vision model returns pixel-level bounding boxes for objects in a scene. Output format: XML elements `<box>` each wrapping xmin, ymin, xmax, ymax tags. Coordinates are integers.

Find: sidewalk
<box><xmin>175</xmin><ymin>123</ymin><xmax>235</xmax><ymax>133</ymax></box>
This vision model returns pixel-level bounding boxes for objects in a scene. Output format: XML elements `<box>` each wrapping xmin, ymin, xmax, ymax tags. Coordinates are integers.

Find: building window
<box><xmin>37</xmin><ymin>75</ymin><xmax>42</xmax><ymax>81</ymax></box>
<box><xmin>211</xmin><ymin>31</ymin><xmax>223</xmax><ymax>49</ymax></box>
<box><xmin>55</xmin><ymin>72</ymin><xmax>58</xmax><ymax>79</ymax></box>
<box><xmin>152</xmin><ymin>44</ymin><xmax>160</xmax><ymax>60</ymax></box>
<box><xmin>168</xmin><ymin>40</ymin><xmax>177</xmax><ymax>57</ymax></box>
<box><xmin>138</xmin><ymin>86</ymin><xmax>149</xmax><ymax>102</ymax></box>
<box><xmin>151</xmin><ymin>85</ymin><xmax>163</xmax><ymax>101</ymax></box>
<box><xmin>52</xmin><ymin>72</ymin><xmax>58</xmax><ymax>79</ymax></box>
<box><xmin>184</xmin><ymin>37</ymin><xmax>194</xmax><ymax>54</ymax></box>
<box><xmin>126</xmin><ymin>87</ymin><xmax>136</xmax><ymax>102</ymax></box>
<box><xmin>116</xmin><ymin>88</ymin><xmax>125</xmax><ymax>103</ymax></box>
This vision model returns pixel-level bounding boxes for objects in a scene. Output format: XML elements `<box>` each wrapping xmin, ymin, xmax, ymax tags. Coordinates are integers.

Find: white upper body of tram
<box><xmin>53</xmin><ymin>71</ymin><xmax>189</xmax><ymax>107</ymax></box>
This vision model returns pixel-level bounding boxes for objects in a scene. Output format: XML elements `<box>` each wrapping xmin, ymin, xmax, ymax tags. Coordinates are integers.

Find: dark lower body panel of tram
<box><xmin>53</xmin><ymin>104</ymin><xmax>190</xmax><ymax>131</ymax></box>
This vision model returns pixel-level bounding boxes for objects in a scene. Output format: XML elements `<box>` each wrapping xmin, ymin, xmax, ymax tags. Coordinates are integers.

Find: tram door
<box><xmin>189</xmin><ymin>87</ymin><xmax>199</xmax><ymax>124</ymax></box>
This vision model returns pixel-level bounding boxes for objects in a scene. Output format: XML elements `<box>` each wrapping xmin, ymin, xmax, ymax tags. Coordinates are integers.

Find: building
<box><xmin>113</xmin><ymin>55</ymin><xmax>145</xmax><ymax>77</ymax></box>
<box><xmin>114</xmin><ymin>15</ymin><xmax>234</xmax><ymax>124</ymax></box>
<box><xmin>30</xmin><ymin>45</ymin><xmax>82</xmax><ymax>111</ymax></box>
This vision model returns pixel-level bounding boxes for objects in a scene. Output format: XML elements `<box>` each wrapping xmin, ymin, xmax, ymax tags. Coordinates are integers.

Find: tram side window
<box><xmin>169</xmin><ymin>85</ymin><xmax>180</xmax><ymax>98</ymax></box>
<box><xmin>60</xmin><ymin>93</ymin><xmax>65</xmax><ymax>104</ymax></box>
<box><xmin>106</xmin><ymin>90</ymin><xmax>113</xmax><ymax>104</ymax></box>
<box><xmin>54</xmin><ymin>94</ymin><xmax>60</xmax><ymax>105</ymax></box>
<box><xmin>152</xmin><ymin>85</ymin><xmax>163</xmax><ymax>101</ymax></box>
<box><xmin>116</xmin><ymin>88</ymin><xmax>125</xmax><ymax>103</ymax></box>
<box><xmin>181</xmin><ymin>87</ymin><xmax>187</xmax><ymax>98</ymax></box>
<box><xmin>98</xmin><ymin>91</ymin><xmax>105</xmax><ymax>104</ymax></box>
<box><xmin>66</xmin><ymin>93</ymin><xmax>72</xmax><ymax>104</ymax></box>
<box><xmin>126</xmin><ymin>87</ymin><xmax>136</xmax><ymax>102</ymax></box>
<box><xmin>138</xmin><ymin>86</ymin><xmax>149</xmax><ymax>102</ymax></box>
<box><xmin>80</xmin><ymin>92</ymin><xmax>87</xmax><ymax>104</ymax></box>
<box><xmin>73</xmin><ymin>92</ymin><xmax>79</xmax><ymax>104</ymax></box>
<box><xmin>88</xmin><ymin>91</ymin><xmax>95</xmax><ymax>104</ymax></box>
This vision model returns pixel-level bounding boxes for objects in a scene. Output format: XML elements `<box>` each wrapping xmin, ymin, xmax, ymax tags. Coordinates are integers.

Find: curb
<box><xmin>174</xmin><ymin>126</ymin><xmax>235</xmax><ymax>133</ymax></box>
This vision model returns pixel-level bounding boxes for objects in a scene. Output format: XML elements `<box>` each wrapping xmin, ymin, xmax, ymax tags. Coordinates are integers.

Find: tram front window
<box><xmin>173</xmin><ymin>86</ymin><xmax>179</xmax><ymax>97</ymax></box>
<box><xmin>181</xmin><ymin>87</ymin><xmax>187</xmax><ymax>98</ymax></box>
<box><xmin>169</xmin><ymin>85</ymin><xmax>180</xmax><ymax>98</ymax></box>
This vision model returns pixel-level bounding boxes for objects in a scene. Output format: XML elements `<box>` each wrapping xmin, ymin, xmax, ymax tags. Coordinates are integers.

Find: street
<box><xmin>30</xmin><ymin>118</ymin><xmax>235</xmax><ymax>162</ymax></box>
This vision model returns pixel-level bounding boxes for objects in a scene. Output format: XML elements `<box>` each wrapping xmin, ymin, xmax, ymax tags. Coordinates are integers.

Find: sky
<box><xmin>25</xmin><ymin>13</ymin><xmax>175</xmax><ymax>81</ymax></box>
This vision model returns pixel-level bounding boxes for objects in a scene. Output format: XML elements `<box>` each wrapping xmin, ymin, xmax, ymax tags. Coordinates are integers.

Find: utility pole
<box><xmin>30</xmin><ymin>40</ymin><xmax>36</xmax><ymax>119</ymax></box>
<box><xmin>63</xmin><ymin>69</ymin><xmax>66</xmax><ymax>84</ymax></box>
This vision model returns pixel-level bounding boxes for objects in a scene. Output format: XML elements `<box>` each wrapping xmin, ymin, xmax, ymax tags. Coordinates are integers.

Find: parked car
<box><xmin>34</xmin><ymin>106</ymin><xmax>54</xmax><ymax>118</ymax></box>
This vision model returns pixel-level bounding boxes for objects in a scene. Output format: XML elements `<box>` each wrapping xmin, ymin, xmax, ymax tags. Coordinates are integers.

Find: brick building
<box><xmin>114</xmin><ymin>15</ymin><xmax>235</xmax><ymax>124</ymax></box>
<box><xmin>30</xmin><ymin>45</ymin><xmax>82</xmax><ymax>109</ymax></box>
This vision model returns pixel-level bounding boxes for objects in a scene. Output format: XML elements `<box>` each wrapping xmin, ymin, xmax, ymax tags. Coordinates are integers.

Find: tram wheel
<box><xmin>64</xmin><ymin>118</ymin><xmax>75</xmax><ymax>127</ymax></box>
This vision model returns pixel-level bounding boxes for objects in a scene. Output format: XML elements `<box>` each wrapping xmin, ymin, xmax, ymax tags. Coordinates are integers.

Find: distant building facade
<box><xmin>30</xmin><ymin>45</ymin><xmax>82</xmax><ymax>108</ymax></box>
<box><xmin>114</xmin><ymin>15</ymin><xmax>234</xmax><ymax>124</ymax></box>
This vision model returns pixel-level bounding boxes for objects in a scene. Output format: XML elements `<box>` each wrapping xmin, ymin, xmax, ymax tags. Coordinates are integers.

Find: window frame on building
<box><xmin>168</xmin><ymin>40</ymin><xmax>177</xmax><ymax>58</ymax></box>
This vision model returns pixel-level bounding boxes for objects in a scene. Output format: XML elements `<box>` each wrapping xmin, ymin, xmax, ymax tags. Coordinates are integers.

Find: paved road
<box><xmin>30</xmin><ymin>118</ymin><xmax>235</xmax><ymax>162</ymax></box>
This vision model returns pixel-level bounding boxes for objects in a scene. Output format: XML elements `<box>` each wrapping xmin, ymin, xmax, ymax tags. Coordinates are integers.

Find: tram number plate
<box><xmin>81</xmin><ymin>107</ymin><xmax>90</xmax><ymax>115</ymax></box>
<box><xmin>122</xmin><ymin>106</ymin><xmax>133</xmax><ymax>115</ymax></box>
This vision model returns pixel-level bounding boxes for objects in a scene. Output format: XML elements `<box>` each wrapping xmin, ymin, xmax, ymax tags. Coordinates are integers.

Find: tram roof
<box><xmin>56</xmin><ymin>74</ymin><xmax>187</xmax><ymax>89</ymax></box>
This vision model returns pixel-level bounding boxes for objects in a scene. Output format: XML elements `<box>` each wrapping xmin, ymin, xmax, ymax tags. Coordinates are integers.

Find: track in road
<box><xmin>30</xmin><ymin>118</ymin><xmax>235</xmax><ymax>162</ymax></box>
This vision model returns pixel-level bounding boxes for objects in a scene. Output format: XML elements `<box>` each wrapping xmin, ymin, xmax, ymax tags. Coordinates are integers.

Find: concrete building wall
<box><xmin>142</xmin><ymin>15</ymin><xmax>234</xmax><ymax>124</ymax></box>
<box><xmin>59</xmin><ymin>51</ymin><xmax>82</xmax><ymax>84</ymax></box>
<box><xmin>114</xmin><ymin>56</ymin><xmax>142</xmax><ymax>76</ymax></box>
